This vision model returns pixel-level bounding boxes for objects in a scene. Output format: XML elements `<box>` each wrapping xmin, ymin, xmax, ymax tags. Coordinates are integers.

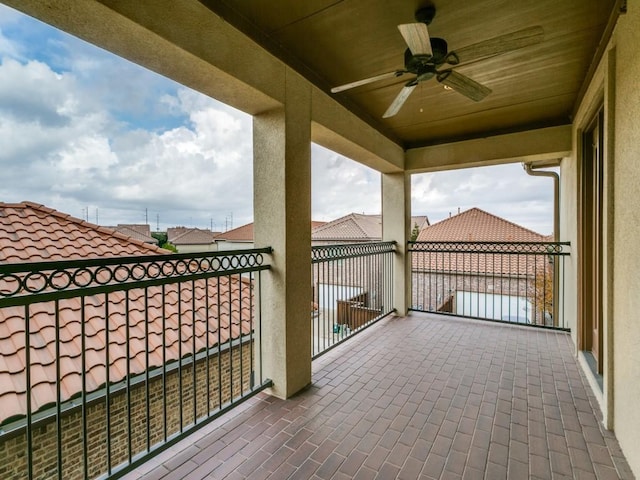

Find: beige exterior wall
<box><xmin>0</xmin><ymin>345</ymin><xmax>251</xmax><ymax>480</ymax></box>
<box><xmin>562</xmin><ymin>6</ymin><xmax>640</xmax><ymax>476</ymax></box>
<box><xmin>174</xmin><ymin>243</ymin><xmax>218</xmax><ymax>253</ymax></box>
<box><xmin>215</xmin><ymin>240</ymin><xmax>255</xmax><ymax>251</ymax></box>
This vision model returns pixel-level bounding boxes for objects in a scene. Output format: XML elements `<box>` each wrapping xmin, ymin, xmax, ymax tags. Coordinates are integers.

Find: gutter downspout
<box><xmin>522</xmin><ymin>163</ymin><xmax>560</xmax><ymax>241</ymax></box>
<box><xmin>523</xmin><ymin>162</ymin><xmax>560</xmax><ymax>327</ymax></box>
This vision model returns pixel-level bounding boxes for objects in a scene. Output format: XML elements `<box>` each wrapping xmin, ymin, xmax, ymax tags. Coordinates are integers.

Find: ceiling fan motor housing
<box><xmin>404</xmin><ymin>37</ymin><xmax>448</xmax><ymax>79</ymax></box>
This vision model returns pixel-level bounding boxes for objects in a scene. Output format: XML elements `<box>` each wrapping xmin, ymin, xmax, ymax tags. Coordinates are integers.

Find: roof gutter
<box><xmin>522</xmin><ymin>162</ymin><xmax>560</xmax><ymax>242</ymax></box>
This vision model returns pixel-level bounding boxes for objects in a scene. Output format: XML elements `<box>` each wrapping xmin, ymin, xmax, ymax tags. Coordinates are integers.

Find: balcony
<box><xmin>0</xmin><ymin>243</ymin><xmax>634</xmax><ymax>479</ymax></box>
<box><xmin>122</xmin><ymin>313</ymin><xmax>633</xmax><ymax>479</ymax></box>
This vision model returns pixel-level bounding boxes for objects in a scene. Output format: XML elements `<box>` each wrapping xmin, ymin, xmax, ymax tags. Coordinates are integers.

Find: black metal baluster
<box><xmin>125</xmin><ymin>291</ymin><xmax>132</xmax><ymax>463</ymax></box>
<box><xmin>191</xmin><ymin>279</ymin><xmax>197</xmax><ymax>425</ymax></box>
<box><xmin>81</xmin><ymin>296</ymin><xmax>88</xmax><ymax>479</ymax></box>
<box><xmin>105</xmin><ymin>294</ymin><xmax>111</xmax><ymax>475</ymax></box>
<box><xmin>25</xmin><ymin>305</ymin><xmax>33</xmax><ymax>480</ymax></box>
<box><xmin>55</xmin><ymin>300</ymin><xmax>62</xmax><ymax>480</ymax></box>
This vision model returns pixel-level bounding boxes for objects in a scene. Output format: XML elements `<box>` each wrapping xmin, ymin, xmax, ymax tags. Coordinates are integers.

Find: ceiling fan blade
<box><xmin>383</xmin><ymin>82</ymin><xmax>417</xmax><ymax>118</ymax></box>
<box><xmin>437</xmin><ymin>70</ymin><xmax>491</xmax><ymax>102</ymax></box>
<box><xmin>447</xmin><ymin>26</ymin><xmax>544</xmax><ymax>65</ymax></box>
<box><xmin>331</xmin><ymin>70</ymin><xmax>405</xmax><ymax>93</ymax></box>
<box><xmin>398</xmin><ymin>23</ymin><xmax>433</xmax><ymax>56</ymax></box>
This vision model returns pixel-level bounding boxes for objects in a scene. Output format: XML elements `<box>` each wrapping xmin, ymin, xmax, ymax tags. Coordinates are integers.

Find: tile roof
<box><xmin>311</xmin><ymin>221</ymin><xmax>327</xmax><ymax>230</ymax></box>
<box><xmin>214</xmin><ymin>223</ymin><xmax>254</xmax><ymax>242</ymax></box>
<box><xmin>105</xmin><ymin>224</ymin><xmax>156</xmax><ymax>244</ymax></box>
<box><xmin>413</xmin><ymin>208</ymin><xmax>548</xmax><ymax>276</ymax></box>
<box><xmin>416</xmin><ymin>208</ymin><xmax>545</xmax><ymax>243</ymax></box>
<box><xmin>0</xmin><ymin>202</ymin><xmax>166</xmax><ymax>262</ymax></box>
<box><xmin>312</xmin><ymin>213</ymin><xmax>429</xmax><ymax>242</ymax></box>
<box><xmin>0</xmin><ymin>202</ymin><xmax>252</xmax><ymax>424</ymax></box>
<box><xmin>171</xmin><ymin>228</ymin><xmax>219</xmax><ymax>245</ymax></box>
<box><xmin>167</xmin><ymin>226</ymin><xmax>190</xmax><ymax>242</ymax></box>
<box><xmin>214</xmin><ymin>221</ymin><xmax>327</xmax><ymax>243</ymax></box>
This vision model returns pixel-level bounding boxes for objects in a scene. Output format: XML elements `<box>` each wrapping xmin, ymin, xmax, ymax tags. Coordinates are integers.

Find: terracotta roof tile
<box><xmin>105</xmin><ymin>224</ymin><xmax>156</xmax><ymax>244</ymax></box>
<box><xmin>214</xmin><ymin>223</ymin><xmax>255</xmax><ymax>242</ymax></box>
<box><xmin>214</xmin><ymin>221</ymin><xmax>325</xmax><ymax>243</ymax></box>
<box><xmin>413</xmin><ymin>208</ymin><xmax>548</xmax><ymax>276</ymax></box>
<box><xmin>417</xmin><ymin>208</ymin><xmax>544</xmax><ymax>243</ymax></box>
<box><xmin>312</xmin><ymin>213</ymin><xmax>429</xmax><ymax>242</ymax></box>
<box><xmin>171</xmin><ymin>228</ymin><xmax>219</xmax><ymax>245</ymax></box>
<box><xmin>0</xmin><ymin>202</ymin><xmax>253</xmax><ymax>424</ymax></box>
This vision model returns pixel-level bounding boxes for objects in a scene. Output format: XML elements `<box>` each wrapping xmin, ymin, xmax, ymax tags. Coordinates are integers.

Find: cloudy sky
<box><xmin>0</xmin><ymin>5</ymin><xmax>555</xmax><ymax>235</ymax></box>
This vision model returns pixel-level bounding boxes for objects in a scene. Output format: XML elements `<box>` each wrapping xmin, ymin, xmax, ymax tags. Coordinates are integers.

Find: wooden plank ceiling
<box><xmin>200</xmin><ymin>0</ymin><xmax>617</xmax><ymax>148</ymax></box>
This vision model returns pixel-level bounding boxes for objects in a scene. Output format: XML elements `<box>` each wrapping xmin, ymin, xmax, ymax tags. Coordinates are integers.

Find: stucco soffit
<box><xmin>405</xmin><ymin>125</ymin><xmax>572</xmax><ymax>173</ymax></box>
<box><xmin>312</xmin><ymin>89</ymin><xmax>404</xmax><ymax>174</ymax></box>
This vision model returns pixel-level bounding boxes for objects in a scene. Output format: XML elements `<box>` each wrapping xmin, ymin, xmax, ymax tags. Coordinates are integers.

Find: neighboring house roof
<box><xmin>312</xmin><ymin>213</ymin><xmax>429</xmax><ymax>242</ymax></box>
<box><xmin>417</xmin><ymin>207</ymin><xmax>545</xmax><ymax>243</ymax></box>
<box><xmin>311</xmin><ymin>221</ymin><xmax>327</xmax><ymax>230</ymax></box>
<box><xmin>215</xmin><ymin>221</ymin><xmax>327</xmax><ymax>243</ymax></box>
<box><xmin>105</xmin><ymin>224</ymin><xmax>156</xmax><ymax>244</ymax></box>
<box><xmin>166</xmin><ymin>226</ymin><xmax>189</xmax><ymax>243</ymax></box>
<box><xmin>0</xmin><ymin>202</ymin><xmax>166</xmax><ymax>262</ymax></box>
<box><xmin>0</xmin><ymin>202</ymin><xmax>251</xmax><ymax>423</ymax></box>
<box><xmin>413</xmin><ymin>208</ymin><xmax>548</xmax><ymax>276</ymax></box>
<box><xmin>171</xmin><ymin>227</ymin><xmax>219</xmax><ymax>245</ymax></box>
<box><xmin>214</xmin><ymin>223</ymin><xmax>254</xmax><ymax>242</ymax></box>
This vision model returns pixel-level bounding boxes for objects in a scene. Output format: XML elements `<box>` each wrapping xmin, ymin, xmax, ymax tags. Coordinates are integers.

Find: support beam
<box><xmin>253</xmin><ymin>69</ymin><xmax>312</xmax><ymax>399</ymax></box>
<box><xmin>311</xmin><ymin>89</ymin><xmax>405</xmax><ymax>174</ymax></box>
<box><xmin>406</xmin><ymin>125</ymin><xmax>572</xmax><ymax>173</ymax></box>
<box><xmin>382</xmin><ymin>172</ymin><xmax>411</xmax><ymax>316</ymax></box>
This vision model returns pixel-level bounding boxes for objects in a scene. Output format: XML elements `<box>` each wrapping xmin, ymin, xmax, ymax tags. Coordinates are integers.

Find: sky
<box><xmin>0</xmin><ymin>5</ymin><xmax>555</xmax><ymax>235</ymax></box>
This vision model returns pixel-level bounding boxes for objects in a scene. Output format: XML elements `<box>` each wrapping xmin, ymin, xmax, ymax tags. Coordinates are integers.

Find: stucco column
<box><xmin>382</xmin><ymin>172</ymin><xmax>411</xmax><ymax>316</ymax></box>
<box><xmin>253</xmin><ymin>69</ymin><xmax>312</xmax><ymax>399</ymax></box>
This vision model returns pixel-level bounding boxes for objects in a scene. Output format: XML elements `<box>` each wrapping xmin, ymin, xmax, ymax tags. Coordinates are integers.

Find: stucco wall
<box><xmin>610</xmin><ymin>5</ymin><xmax>640</xmax><ymax>476</ymax></box>
<box><xmin>559</xmin><ymin>155</ymin><xmax>578</xmax><ymax>338</ymax></box>
<box><xmin>565</xmin><ymin>5</ymin><xmax>640</xmax><ymax>476</ymax></box>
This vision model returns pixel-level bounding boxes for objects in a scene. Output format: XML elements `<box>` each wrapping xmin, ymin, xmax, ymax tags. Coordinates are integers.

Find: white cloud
<box><xmin>412</xmin><ymin>164</ymin><xmax>556</xmax><ymax>235</ymax></box>
<box><xmin>312</xmin><ymin>144</ymin><xmax>381</xmax><ymax>221</ymax></box>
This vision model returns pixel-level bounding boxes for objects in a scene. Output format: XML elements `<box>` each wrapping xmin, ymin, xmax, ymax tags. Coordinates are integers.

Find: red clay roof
<box><xmin>171</xmin><ymin>227</ymin><xmax>219</xmax><ymax>245</ymax></box>
<box><xmin>105</xmin><ymin>224</ymin><xmax>156</xmax><ymax>244</ymax></box>
<box><xmin>417</xmin><ymin>208</ymin><xmax>545</xmax><ymax>243</ymax></box>
<box><xmin>413</xmin><ymin>208</ymin><xmax>547</xmax><ymax>276</ymax></box>
<box><xmin>312</xmin><ymin>213</ymin><xmax>429</xmax><ymax>242</ymax></box>
<box><xmin>0</xmin><ymin>202</ymin><xmax>252</xmax><ymax>424</ymax></box>
<box><xmin>214</xmin><ymin>223</ymin><xmax>254</xmax><ymax>242</ymax></box>
<box><xmin>215</xmin><ymin>221</ymin><xmax>327</xmax><ymax>243</ymax></box>
<box><xmin>0</xmin><ymin>202</ymin><xmax>166</xmax><ymax>262</ymax></box>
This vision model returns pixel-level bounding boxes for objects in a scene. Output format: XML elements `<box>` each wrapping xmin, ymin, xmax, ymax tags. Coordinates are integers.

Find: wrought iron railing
<box><xmin>311</xmin><ymin>242</ymin><xmax>395</xmax><ymax>357</ymax></box>
<box><xmin>0</xmin><ymin>248</ymin><xmax>272</xmax><ymax>480</ymax></box>
<box><xmin>409</xmin><ymin>241</ymin><xmax>570</xmax><ymax>330</ymax></box>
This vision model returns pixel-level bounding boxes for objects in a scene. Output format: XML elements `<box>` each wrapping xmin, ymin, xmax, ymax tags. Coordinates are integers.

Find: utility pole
<box><xmin>145</xmin><ymin>207</ymin><xmax>148</xmax><ymax>225</ymax></box>
<box><xmin>156</xmin><ymin>213</ymin><xmax>160</xmax><ymax>232</ymax></box>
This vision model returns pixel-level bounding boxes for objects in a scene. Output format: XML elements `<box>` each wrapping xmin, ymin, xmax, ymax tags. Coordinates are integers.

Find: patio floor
<box><xmin>123</xmin><ymin>313</ymin><xmax>634</xmax><ymax>479</ymax></box>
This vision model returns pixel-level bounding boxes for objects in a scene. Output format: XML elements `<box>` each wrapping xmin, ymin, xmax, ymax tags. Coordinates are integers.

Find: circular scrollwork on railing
<box><xmin>311</xmin><ymin>241</ymin><xmax>395</xmax><ymax>263</ymax></box>
<box><xmin>0</xmin><ymin>250</ymin><xmax>270</xmax><ymax>299</ymax></box>
<box><xmin>410</xmin><ymin>241</ymin><xmax>567</xmax><ymax>255</ymax></box>
<box><xmin>23</xmin><ymin>271</ymin><xmax>49</xmax><ymax>294</ymax></box>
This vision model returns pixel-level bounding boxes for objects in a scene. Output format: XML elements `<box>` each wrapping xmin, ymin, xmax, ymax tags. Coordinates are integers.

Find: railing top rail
<box><xmin>408</xmin><ymin>240</ymin><xmax>570</xmax><ymax>255</ymax></box>
<box><xmin>0</xmin><ymin>246</ymin><xmax>273</xmax><ymax>275</ymax></box>
<box><xmin>311</xmin><ymin>241</ymin><xmax>396</xmax><ymax>263</ymax></box>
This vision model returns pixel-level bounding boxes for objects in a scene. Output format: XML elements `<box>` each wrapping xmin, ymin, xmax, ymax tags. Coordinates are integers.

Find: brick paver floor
<box><xmin>123</xmin><ymin>313</ymin><xmax>635</xmax><ymax>479</ymax></box>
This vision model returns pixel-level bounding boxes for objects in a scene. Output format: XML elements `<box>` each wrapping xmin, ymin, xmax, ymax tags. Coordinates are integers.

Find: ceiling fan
<box><xmin>331</xmin><ymin>6</ymin><xmax>544</xmax><ymax>118</ymax></box>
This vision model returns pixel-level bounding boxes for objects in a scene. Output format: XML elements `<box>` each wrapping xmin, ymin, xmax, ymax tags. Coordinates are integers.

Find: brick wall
<box><xmin>0</xmin><ymin>343</ymin><xmax>252</xmax><ymax>480</ymax></box>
